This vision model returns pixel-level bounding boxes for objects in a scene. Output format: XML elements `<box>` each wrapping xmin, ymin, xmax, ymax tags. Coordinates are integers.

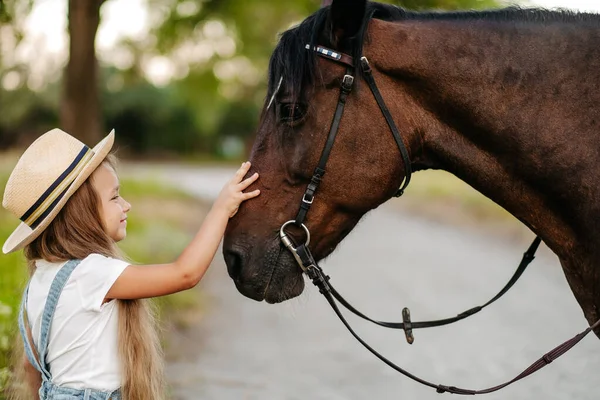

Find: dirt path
<box><xmin>127</xmin><ymin>164</ymin><xmax>600</xmax><ymax>400</ymax></box>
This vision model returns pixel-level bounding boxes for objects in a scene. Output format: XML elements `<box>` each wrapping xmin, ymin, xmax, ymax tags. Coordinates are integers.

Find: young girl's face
<box><xmin>91</xmin><ymin>163</ymin><xmax>131</xmax><ymax>242</ymax></box>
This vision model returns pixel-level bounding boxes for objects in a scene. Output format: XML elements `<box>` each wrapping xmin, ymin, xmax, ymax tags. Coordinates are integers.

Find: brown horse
<box><xmin>223</xmin><ymin>0</ymin><xmax>600</xmax><ymax>338</ymax></box>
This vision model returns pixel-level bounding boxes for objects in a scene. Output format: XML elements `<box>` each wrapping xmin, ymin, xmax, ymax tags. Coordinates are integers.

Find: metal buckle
<box><xmin>302</xmin><ymin>193</ymin><xmax>314</xmax><ymax>204</ymax></box>
<box><xmin>360</xmin><ymin>56</ymin><xmax>372</xmax><ymax>72</ymax></box>
<box><xmin>342</xmin><ymin>74</ymin><xmax>354</xmax><ymax>89</ymax></box>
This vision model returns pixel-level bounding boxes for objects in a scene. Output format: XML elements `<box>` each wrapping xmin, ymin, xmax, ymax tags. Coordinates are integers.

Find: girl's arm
<box><xmin>22</xmin><ymin>354</ymin><xmax>42</xmax><ymax>397</ymax></box>
<box><xmin>106</xmin><ymin>162</ymin><xmax>260</xmax><ymax>300</ymax></box>
<box><xmin>21</xmin><ymin>318</ymin><xmax>42</xmax><ymax>397</ymax></box>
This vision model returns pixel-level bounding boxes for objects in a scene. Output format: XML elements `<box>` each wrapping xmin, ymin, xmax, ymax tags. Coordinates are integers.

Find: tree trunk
<box><xmin>60</xmin><ymin>0</ymin><xmax>105</xmax><ymax>145</ymax></box>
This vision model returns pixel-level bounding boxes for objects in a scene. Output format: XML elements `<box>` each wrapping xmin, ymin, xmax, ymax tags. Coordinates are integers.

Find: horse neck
<box><xmin>367</xmin><ymin>17</ymin><xmax>600</xmax><ymax>256</ymax></box>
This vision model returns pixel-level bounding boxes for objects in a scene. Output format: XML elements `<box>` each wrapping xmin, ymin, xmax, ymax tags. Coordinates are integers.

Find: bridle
<box><xmin>277</xmin><ymin>42</ymin><xmax>600</xmax><ymax>394</ymax></box>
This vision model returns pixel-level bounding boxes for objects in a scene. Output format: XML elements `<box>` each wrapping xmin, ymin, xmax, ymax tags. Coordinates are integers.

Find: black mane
<box><xmin>267</xmin><ymin>2</ymin><xmax>600</xmax><ymax>105</ymax></box>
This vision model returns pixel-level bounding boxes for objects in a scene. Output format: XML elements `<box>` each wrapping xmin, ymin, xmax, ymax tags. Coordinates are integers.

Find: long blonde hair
<box><xmin>11</xmin><ymin>155</ymin><xmax>165</xmax><ymax>400</ymax></box>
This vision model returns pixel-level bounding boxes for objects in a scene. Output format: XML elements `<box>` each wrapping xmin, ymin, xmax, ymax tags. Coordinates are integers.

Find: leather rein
<box><xmin>278</xmin><ymin>44</ymin><xmax>600</xmax><ymax>395</ymax></box>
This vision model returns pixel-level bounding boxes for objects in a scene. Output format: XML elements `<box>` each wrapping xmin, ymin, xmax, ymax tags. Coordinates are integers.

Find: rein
<box><xmin>279</xmin><ymin>44</ymin><xmax>600</xmax><ymax>395</ymax></box>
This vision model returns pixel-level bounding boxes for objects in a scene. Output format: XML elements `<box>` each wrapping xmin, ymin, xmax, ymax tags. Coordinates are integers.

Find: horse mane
<box><xmin>267</xmin><ymin>3</ymin><xmax>600</xmax><ymax>106</ymax></box>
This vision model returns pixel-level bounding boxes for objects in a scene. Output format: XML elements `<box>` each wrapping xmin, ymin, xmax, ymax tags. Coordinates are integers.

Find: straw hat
<box><xmin>2</xmin><ymin>128</ymin><xmax>115</xmax><ymax>254</ymax></box>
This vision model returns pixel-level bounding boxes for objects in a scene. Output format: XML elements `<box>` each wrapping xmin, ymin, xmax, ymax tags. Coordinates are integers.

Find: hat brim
<box><xmin>2</xmin><ymin>130</ymin><xmax>115</xmax><ymax>254</ymax></box>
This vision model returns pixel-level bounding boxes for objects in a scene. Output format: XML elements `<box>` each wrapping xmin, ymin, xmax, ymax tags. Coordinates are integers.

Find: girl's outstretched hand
<box><xmin>216</xmin><ymin>161</ymin><xmax>260</xmax><ymax>217</ymax></box>
<box><xmin>106</xmin><ymin>162</ymin><xmax>260</xmax><ymax>301</ymax></box>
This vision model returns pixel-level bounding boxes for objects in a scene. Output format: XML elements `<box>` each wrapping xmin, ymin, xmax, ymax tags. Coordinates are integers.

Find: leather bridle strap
<box><xmin>329</xmin><ymin>236</ymin><xmax>541</xmax><ymax>344</ymax></box>
<box><xmin>295</xmin><ymin>52</ymin><xmax>414</xmax><ymax>224</ymax></box>
<box><xmin>294</xmin><ymin>242</ymin><xmax>600</xmax><ymax>395</ymax></box>
<box><xmin>295</xmin><ymin>70</ymin><xmax>355</xmax><ymax>225</ymax></box>
<box><xmin>304</xmin><ymin>44</ymin><xmax>354</xmax><ymax>68</ymax></box>
<box><xmin>360</xmin><ymin>57</ymin><xmax>412</xmax><ymax>196</ymax></box>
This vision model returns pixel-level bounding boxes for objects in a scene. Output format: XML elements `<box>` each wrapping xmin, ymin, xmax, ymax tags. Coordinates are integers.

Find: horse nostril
<box><xmin>224</xmin><ymin>249</ymin><xmax>244</xmax><ymax>281</ymax></box>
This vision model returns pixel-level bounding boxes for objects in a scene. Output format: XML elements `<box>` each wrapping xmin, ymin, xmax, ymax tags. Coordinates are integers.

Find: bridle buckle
<box><xmin>342</xmin><ymin>74</ymin><xmax>354</xmax><ymax>90</ymax></box>
<box><xmin>360</xmin><ymin>56</ymin><xmax>372</xmax><ymax>73</ymax></box>
<box><xmin>302</xmin><ymin>193</ymin><xmax>314</xmax><ymax>205</ymax></box>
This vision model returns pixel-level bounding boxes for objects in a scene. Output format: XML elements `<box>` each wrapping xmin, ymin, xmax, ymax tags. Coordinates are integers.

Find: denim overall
<box><xmin>18</xmin><ymin>260</ymin><xmax>122</xmax><ymax>400</ymax></box>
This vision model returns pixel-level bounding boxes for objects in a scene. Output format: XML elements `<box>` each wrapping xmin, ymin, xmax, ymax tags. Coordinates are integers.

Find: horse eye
<box><xmin>279</xmin><ymin>103</ymin><xmax>306</xmax><ymax>123</ymax></box>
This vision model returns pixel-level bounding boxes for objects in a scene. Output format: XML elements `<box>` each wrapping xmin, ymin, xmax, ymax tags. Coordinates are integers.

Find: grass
<box><xmin>0</xmin><ymin>165</ymin><xmax>209</xmax><ymax>395</ymax></box>
<box><xmin>0</xmin><ymin>172</ymin><xmax>25</xmax><ymax>394</ymax></box>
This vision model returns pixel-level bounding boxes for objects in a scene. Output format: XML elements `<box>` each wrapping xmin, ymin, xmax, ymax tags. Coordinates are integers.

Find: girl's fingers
<box><xmin>233</xmin><ymin>162</ymin><xmax>252</xmax><ymax>183</ymax></box>
<box><xmin>239</xmin><ymin>172</ymin><xmax>259</xmax><ymax>189</ymax></box>
<box><xmin>242</xmin><ymin>189</ymin><xmax>261</xmax><ymax>200</ymax></box>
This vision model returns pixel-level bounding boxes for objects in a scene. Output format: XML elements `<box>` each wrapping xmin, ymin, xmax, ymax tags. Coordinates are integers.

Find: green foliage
<box><xmin>136</xmin><ymin>0</ymin><xmax>324</xmax><ymax>149</ymax></box>
<box><xmin>102</xmin><ymin>73</ymin><xmax>200</xmax><ymax>155</ymax></box>
<box><xmin>0</xmin><ymin>85</ymin><xmax>59</xmax><ymax>148</ymax></box>
<box><xmin>0</xmin><ymin>0</ymin><xmax>34</xmax><ymax>36</ymax></box>
<box><xmin>151</xmin><ymin>0</ymin><xmax>318</xmax><ymax>60</ymax></box>
<box><xmin>0</xmin><ymin>1</ymin><xmax>7</xmax><ymax>23</ymax></box>
<box><xmin>0</xmin><ymin>0</ymin><xmax>35</xmax><ymax>81</ymax></box>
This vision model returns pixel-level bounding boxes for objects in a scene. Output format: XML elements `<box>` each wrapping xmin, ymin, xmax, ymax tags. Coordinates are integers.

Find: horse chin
<box><xmin>263</xmin><ymin>267</ymin><xmax>305</xmax><ymax>304</ymax></box>
<box><xmin>263</xmin><ymin>253</ymin><xmax>306</xmax><ymax>303</ymax></box>
<box><xmin>232</xmin><ymin>249</ymin><xmax>305</xmax><ymax>303</ymax></box>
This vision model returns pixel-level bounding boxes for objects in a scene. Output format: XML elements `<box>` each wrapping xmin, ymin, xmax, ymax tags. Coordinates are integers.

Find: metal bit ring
<box><xmin>279</xmin><ymin>220</ymin><xmax>311</xmax><ymax>247</ymax></box>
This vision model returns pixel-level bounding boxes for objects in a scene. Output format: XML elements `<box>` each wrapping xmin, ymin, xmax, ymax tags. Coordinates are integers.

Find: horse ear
<box><xmin>329</xmin><ymin>0</ymin><xmax>367</xmax><ymax>42</ymax></box>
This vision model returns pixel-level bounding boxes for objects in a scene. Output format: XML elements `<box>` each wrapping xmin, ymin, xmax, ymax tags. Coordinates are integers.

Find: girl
<box><xmin>2</xmin><ymin>128</ymin><xmax>260</xmax><ymax>399</ymax></box>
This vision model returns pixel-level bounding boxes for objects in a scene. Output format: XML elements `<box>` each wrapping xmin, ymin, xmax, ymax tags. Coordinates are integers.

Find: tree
<box><xmin>61</xmin><ymin>0</ymin><xmax>107</xmax><ymax>145</ymax></box>
<box><xmin>0</xmin><ymin>0</ymin><xmax>107</xmax><ymax>145</ymax></box>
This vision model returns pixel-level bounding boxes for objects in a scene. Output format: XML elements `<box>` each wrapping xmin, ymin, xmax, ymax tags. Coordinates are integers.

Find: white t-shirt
<box><xmin>26</xmin><ymin>254</ymin><xmax>129</xmax><ymax>391</ymax></box>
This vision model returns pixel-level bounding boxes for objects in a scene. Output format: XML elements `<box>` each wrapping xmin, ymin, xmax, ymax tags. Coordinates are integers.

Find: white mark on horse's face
<box><xmin>267</xmin><ymin>76</ymin><xmax>283</xmax><ymax>110</ymax></box>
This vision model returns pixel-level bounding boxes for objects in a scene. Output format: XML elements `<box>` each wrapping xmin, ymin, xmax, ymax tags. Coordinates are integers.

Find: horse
<box><xmin>222</xmin><ymin>0</ymin><xmax>600</xmax><ymax>347</ymax></box>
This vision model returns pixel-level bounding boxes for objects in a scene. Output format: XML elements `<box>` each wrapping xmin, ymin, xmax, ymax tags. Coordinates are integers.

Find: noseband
<box><xmin>278</xmin><ymin>43</ymin><xmax>600</xmax><ymax>395</ymax></box>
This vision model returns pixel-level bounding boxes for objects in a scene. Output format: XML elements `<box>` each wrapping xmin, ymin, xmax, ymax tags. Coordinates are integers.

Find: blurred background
<box><xmin>2</xmin><ymin>0</ymin><xmax>597</xmax><ymax>159</ymax></box>
<box><xmin>1</xmin><ymin>0</ymin><xmax>600</xmax><ymax>399</ymax></box>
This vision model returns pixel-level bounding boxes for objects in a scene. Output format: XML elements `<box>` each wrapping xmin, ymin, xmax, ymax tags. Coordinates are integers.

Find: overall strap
<box><xmin>18</xmin><ymin>282</ymin><xmax>44</xmax><ymax>377</ymax></box>
<box><xmin>21</xmin><ymin>259</ymin><xmax>82</xmax><ymax>379</ymax></box>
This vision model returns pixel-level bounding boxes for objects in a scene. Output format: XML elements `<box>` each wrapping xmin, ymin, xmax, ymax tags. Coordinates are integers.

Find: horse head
<box><xmin>223</xmin><ymin>0</ymin><xmax>416</xmax><ymax>303</ymax></box>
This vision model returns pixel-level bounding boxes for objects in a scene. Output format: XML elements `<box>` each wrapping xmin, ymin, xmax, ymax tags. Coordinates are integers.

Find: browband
<box><xmin>305</xmin><ymin>44</ymin><xmax>354</xmax><ymax>68</ymax></box>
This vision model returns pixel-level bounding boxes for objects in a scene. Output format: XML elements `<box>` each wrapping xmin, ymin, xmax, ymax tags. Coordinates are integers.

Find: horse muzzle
<box><xmin>224</xmin><ymin>242</ymin><xmax>305</xmax><ymax>303</ymax></box>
